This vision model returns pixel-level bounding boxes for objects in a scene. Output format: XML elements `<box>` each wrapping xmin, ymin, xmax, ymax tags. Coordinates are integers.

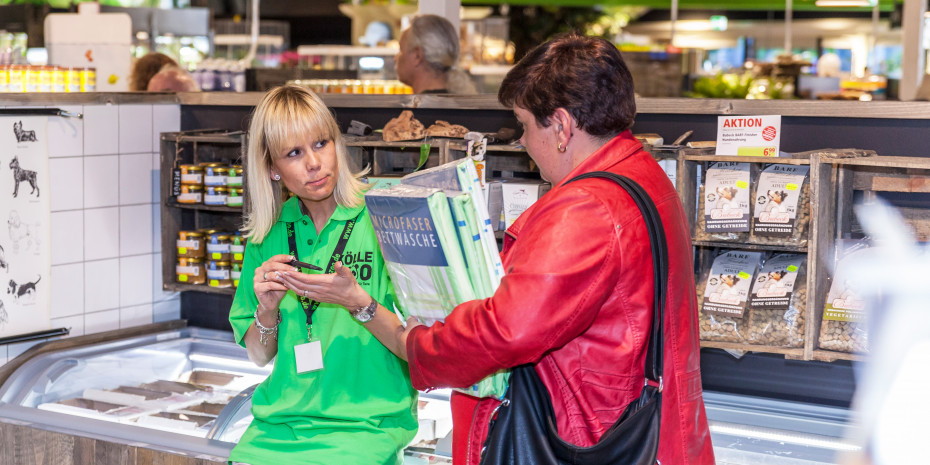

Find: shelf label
<box><xmin>716</xmin><ymin>115</ymin><xmax>781</xmax><ymax>156</ymax></box>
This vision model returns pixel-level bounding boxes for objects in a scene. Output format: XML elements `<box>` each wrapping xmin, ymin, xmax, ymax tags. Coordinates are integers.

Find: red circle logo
<box><xmin>762</xmin><ymin>126</ymin><xmax>777</xmax><ymax>141</ymax></box>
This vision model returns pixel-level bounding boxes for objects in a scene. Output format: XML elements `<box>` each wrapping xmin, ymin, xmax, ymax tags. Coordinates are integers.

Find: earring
<box><xmin>272</xmin><ymin>174</ymin><xmax>281</xmax><ymax>181</ymax></box>
<box><xmin>557</xmin><ymin>142</ymin><xmax>566</xmax><ymax>153</ymax></box>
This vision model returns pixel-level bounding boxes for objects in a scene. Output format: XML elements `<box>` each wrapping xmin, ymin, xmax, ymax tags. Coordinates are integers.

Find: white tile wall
<box><xmin>118</xmin><ymin>105</ymin><xmax>153</xmax><ymax>154</ymax></box>
<box><xmin>85</xmin><ymin>309</ymin><xmax>120</xmax><ymax>334</ymax></box>
<box><xmin>50</xmin><ymin>210</ymin><xmax>84</xmax><ymax>265</ymax></box>
<box><xmin>51</xmin><ymin>315</ymin><xmax>85</xmax><ymax>338</ymax></box>
<box><xmin>47</xmin><ymin>105</ymin><xmax>84</xmax><ymax>158</ymax></box>
<box><xmin>119</xmin><ymin>254</ymin><xmax>153</xmax><ymax>307</ymax></box>
<box><xmin>152</xmin><ymin>105</ymin><xmax>181</xmax><ymax>152</ymax></box>
<box><xmin>50</xmin><ymin>263</ymin><xmax>84</xmax><ymax>318</ymax></box>
<box><xmin>120</xmin><ymin>303</ymin><xmax>153</xmax><ymax>328</ymax></box>
<box><xmin>49</xmin><ymin>157</ymin><xmax>83</xmax><ymax>212</ymax></box>
<box><xmin>83</xmin><ymin>104</ymin><xmax>120</xmax><ymax>156</ymax></box>
<box><xmin>85</xmin><ymin>259</ymin><xmax>120</xmax><ymax>312</ymax></box>
<box><xmin>83</xmin><ymin>155</ymin><xmax>119</xmax><ymax>208</ymax></box>
<box><xmin>119</xmin><ymin>204</ymin><xmax>153</xmax><ymax>256</ymax></box>
<box><xmin>119</xmin><ymin>153</ymin><xmax>154</xmax><ymax>205</ymax></box>
<box><xmin>84</xmin><ymin>207</ymin><xmax>120</xmax><ymax>260</ymax></box>
<box><xmin>2</xmin><ymin>103</ymin><xmax>186</xmax><ymax>368</ymax></box>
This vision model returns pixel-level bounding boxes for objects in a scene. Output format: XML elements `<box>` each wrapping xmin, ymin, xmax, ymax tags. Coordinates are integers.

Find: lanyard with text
<box><xmin>286</xmin><ymin>212</ymin><xmax>360</xmax><ymax>342</ymax></box>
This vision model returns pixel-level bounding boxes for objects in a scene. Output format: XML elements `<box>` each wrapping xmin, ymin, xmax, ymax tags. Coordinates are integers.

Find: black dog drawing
<box><xmin>9</xmin><ymin>156</ymin><xmax>39</xmax><ymax>198</ymax></box>
<box><xmin>8</xmin><ymin>276</ymin><xmax>40</xmax><ymax>301</ymax></box>
<box><xmin>0</xmin><ymin>299</ymin><xmax>7</xmax><ymax>326</ymax></box>
<box><xmin>13</xmin><ymin>121</ymin><xmax>37</xmax><ymax>143</ymax></box>
<box><xmin>0</xmin><ymin>243</ymin><xmax>7</xmax><ymax>272</ymax></box>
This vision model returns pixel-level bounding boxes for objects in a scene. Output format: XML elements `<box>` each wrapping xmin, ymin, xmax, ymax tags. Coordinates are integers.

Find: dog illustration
<box><xmin>0</xmin><ymin>243</ymin><xmax>7</xmax><ymax>272</ymax></box>
<box><xmin>8</xmin><ymin>210</ymin><xmax>40</xmax><ymax>253</ymax></box>
<box><xmin>8</xmin><ymin>276</ymin><xmax>40</xmax><ymax>301</ymax></box>
<box><xmin>709</xmin><ymin>273</ymin><xmax>742</xmax><ymax>305</ymax></box>
<box><xmin>13</xmin><ymin>121</ymin><xmax>37</xmax><ymax>142</ymax></box>
<box><xmin>763</xmin><ymin>189</ymin><xmax>788</xmax><ymax>214</ymax></box>
<box><xmin>714</xmin><ymin>186</ymin><xmax>739</xmax><ymax>210</ymax></box>
<box><xmin>9</xmin><ymin>156</ymin><xmax>39</xmax><ymax>198</ymax></box>
<box><xmin>759</xmin><ymin>269</ymin><xmax>788</xmax><ymax>296</ymax></box>
<box><xmin>0</xmin><ymin>300</ymin><xmax>7</xmax><ymax>327</ymax></box>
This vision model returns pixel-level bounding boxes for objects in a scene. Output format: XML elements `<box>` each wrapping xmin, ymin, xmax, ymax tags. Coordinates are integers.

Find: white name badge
<box><xmin>294</xmin><ymin>340</ymin><xmax>324</xmax><ymax>373</ymax></box>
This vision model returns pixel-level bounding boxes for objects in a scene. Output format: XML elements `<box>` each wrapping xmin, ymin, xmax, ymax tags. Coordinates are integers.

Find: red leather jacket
<box><xmin>406</xmin><ymin>131</ymin><xmax>715</xmax><ymax>465</ymax></box>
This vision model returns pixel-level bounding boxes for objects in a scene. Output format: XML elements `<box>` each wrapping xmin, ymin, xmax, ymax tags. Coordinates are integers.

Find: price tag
<box><xmin>716</xmin><ymin>115</ymin><xmax>781</xmax><ymax>156</ymax></box>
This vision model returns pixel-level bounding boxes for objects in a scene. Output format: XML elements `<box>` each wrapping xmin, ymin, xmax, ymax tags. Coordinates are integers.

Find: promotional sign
<box><xmin>0</xmin><ymin>116</ymin><xmax>51</xmax><ymax>337</ymax></box>
<box><xmin>716</xmin><ymin>115</ymin><xmax>782</xmax><ymax>156</ymax></box>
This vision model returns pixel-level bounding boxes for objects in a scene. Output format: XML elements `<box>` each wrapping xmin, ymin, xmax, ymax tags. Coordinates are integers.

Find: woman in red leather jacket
<box><xmin>297</xmin><ymin>34</ymin><xmax>716</xmax><ymax>464</ymax></box>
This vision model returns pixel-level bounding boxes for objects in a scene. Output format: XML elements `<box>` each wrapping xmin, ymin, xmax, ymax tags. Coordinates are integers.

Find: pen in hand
<box><xmin>289</xmin><ymin>258</ymin><xmax>323</xmax><ymax>271</ymax></box>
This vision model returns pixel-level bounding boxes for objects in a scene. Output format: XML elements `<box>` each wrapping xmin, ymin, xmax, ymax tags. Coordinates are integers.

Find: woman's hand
<box><xmin>254</xmin><ymin>254</ymin><xmax>298</xmax><ymax>313</ymax></box>
<box><xmin>275</xmin><ymin>261</ymin><xmax>370</xmax><ymax>310</ymax></box>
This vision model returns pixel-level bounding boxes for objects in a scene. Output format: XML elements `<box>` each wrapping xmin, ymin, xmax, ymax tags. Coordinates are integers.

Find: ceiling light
<box><xmin>815</xmin><ymin>0</ymin><xmax>876</xmax><ymax>6</ymax></box>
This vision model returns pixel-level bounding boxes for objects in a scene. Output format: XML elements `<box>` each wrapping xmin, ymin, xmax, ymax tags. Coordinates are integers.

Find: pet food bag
<box><xmin>750</xmin><ymin>164</ymin><xmax>811</xmax><ymax>247</ymax></box>
<box><xmin>819</xmin><ymin>240</ymin><xmax>872</xmax><ymax>353</ymax></box>
<box><xmin>698</xmin><ymin>250</ymin><xmax>764</xmax><ymax>343</ymax></box>
<box><xmin>695</xmin><ymin>162</ymin><xmax>757</xmax><ymax>242</ymax></box>
<box><xmin>747</xmin><ymin>254</ymin><xmax>807</xmax><ymax>348</ymax></box>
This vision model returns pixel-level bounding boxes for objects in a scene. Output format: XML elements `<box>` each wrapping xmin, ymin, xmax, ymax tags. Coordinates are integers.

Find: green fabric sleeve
<box><xmin>229</xmin><ymin>237</ymin><xmax>264</xmax><ymax>348</ymax></box>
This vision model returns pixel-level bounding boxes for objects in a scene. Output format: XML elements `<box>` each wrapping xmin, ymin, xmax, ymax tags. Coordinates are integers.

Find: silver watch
<box><xmin>351</xmin><ymin>298</ymin><xmax>377</xmax><ymax>323</ymax></box>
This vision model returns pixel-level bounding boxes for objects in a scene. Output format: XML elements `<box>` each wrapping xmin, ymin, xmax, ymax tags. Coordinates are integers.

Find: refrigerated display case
<box><xmin>0</xmin><ymin>321</ymin><xmax>454</xmax><ymax>464</ymax></box>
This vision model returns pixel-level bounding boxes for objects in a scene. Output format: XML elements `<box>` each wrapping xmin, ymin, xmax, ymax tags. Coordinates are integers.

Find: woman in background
<box><xmin>394</xmin><ymin>14</ymin><xmax>477</xmax><ymax>94</ymax></box>
<box><xmin>227</xmin><ymin>85</ymin><xmax>416</xmax><ymax>465</ymax></box>
<box><xmin>129</xmin><ymin>52</ymin><xmax>177</xmax><ymax>91</ymax></box>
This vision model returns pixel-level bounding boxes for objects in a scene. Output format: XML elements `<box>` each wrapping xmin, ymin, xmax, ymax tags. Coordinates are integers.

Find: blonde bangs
<box><xmin>261</xmin><ymin>95</ymin><xmax>338</xmax><ymax>160</ymax></box>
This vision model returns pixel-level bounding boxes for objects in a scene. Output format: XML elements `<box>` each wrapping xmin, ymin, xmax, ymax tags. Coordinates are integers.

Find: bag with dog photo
<box><xmin>695</xmin><ymin>162</ymin><xmax>759</xmax><ymax>242</ymax></box>
<box><xmin>747</xmin><ymin>254</ymin><xmax>807</xmax><ymax>348</ymax></box>
<box><xmin>750</xmin><ymin>164</ymin><xmax>810</xmax><ymax>247</ymax></box>
<box><xmin>698</xmin><ymin>250</ymin><xmax>764</xmax><ymax>343</ymax></box>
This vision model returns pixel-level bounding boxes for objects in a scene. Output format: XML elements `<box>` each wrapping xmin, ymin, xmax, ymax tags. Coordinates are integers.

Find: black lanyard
<box><xmin>286</xmin><ymin>211</ymin><xmax>360</xmax><ymax>340</ymax></box>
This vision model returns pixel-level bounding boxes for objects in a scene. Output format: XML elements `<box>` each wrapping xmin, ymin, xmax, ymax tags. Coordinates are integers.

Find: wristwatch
<box><xmin>351</xmin><ymin>298</ymin><xmax>377</xmax><ymax>323</ymax></box>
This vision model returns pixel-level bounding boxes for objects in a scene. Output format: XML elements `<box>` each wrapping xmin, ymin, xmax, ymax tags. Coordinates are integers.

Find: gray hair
<box><xmin>408</xmin><ymin>14</ymin><xmax>477</xmax><ymax>94</ymax></box>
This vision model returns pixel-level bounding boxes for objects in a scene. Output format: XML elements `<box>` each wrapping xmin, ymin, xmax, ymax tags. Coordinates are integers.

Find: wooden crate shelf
<box><xmin>691</xmin><ymin>240</ymin><xmax>807</xmax><ymax>253</ymax></box>
<box><xmin>164</xmin><ymin>282</ymin><xmax>237</xmax><ymax>295</ymax></box>
<box><xmin>700</xmin><ymin>341</ymin><xmax>805</xmax><ymax>358</ymax></box>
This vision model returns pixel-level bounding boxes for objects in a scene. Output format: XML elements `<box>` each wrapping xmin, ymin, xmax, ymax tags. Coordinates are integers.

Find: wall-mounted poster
<box><xmin>0</xmin><ymin>115</ymin><xmax>51</xmax><ymax>338</ymax></box>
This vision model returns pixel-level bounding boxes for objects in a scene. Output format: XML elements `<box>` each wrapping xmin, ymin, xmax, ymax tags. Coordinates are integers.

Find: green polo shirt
<box><xmin>229</xmin><ymin>197</ymin><xmax>417</xmax><ymax>465</ymax></box>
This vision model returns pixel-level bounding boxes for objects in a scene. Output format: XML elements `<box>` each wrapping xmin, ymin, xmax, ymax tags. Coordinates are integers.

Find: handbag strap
<box><xmin>565</xmin><ymin>171</ymin><xmax>668</xmax><ymax>387</ymax></box>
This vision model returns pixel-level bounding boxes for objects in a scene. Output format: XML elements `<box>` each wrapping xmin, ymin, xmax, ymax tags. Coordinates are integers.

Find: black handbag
<box><xmin>480</xmin><ymin>171</ymin><xmax>668</xmax><ymax>465</ymax></box>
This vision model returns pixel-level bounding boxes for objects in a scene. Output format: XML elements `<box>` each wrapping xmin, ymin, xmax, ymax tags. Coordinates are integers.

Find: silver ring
<box><xmin>263</xmin><ymin>271</ymin><xmax>269</xmax><ymax>281</ymax></box>
<box><xmin>303</xmin><ymin>289</ymin><xmax>308</xmax><ymax>297</ymax></box>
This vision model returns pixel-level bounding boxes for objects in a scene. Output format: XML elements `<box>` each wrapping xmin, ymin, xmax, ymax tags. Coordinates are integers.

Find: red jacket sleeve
<box><xmin>406</xmin><ymin>186</ymin><xmax>622</xmax><ymax>390</ymax></box>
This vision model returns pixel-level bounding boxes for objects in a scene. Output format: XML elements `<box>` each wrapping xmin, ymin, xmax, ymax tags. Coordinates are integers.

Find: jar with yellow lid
<box><xmin>227</xmin><ymin>165</ymin><xmax>243</xmax><ymax>187</ymax></box>
<box><xmin>177</xmin><ymin>184</ymin><xmax>203</xmax><ymax>204</ymax></box>
<box><xmin>206</xmin><ymin>233</ymin><xmax>231</xmax><ymax>261</ymax></box>
<box><xmin>180</xmin><ymin>164</ymin><xmax>204</xmax><ymax>185</ymax></box>
<box><xmin>65</xmin><ymin>67</ymin><xmax>81</xmax><ymax>93</ymax></box>
<box><xmin>177</xmin><ymin>230</ymin><xmax>206</xmax><ymax>259</ymax></box>
<box><xmin>207</xmin><ymin>260</ymin><xmax>233</xmax><ymax>288</ymax></box>
<box><xmin>231</xmin><ymin>262</ymin><xmax>242</xmax><ymax>287</ymax></box>
<box><xmin>229</xmin><ymin>233</ymin><xmax>246</xmax><ymax>262</ymax></box>
<box><xmin>201</xmin><ymin>163</ymin><xmax>229</xmax><ymax>186</ymax></box>
<box><xmin>176</xmin><ymin>257</ymin><xmax>206</xmax><ymax>285</ymax></box>
<box><xmin>52</xmin><ymin>66</ymin><xmax>66</xmax><ymax>92</ymax></box>
<box><xmin>227</xmin><ymin>186</ymin><xmax>243</xmax><ymax>207</ymax></box>
<box><xmin>204</xmin><ymin>185</ymin><xmax>228</xmax><ymax>206</ymax></box>
<box><xmin>81</xmin><ymin>67</ymin><xmax>96</xmax><ymax>92</ymax></box>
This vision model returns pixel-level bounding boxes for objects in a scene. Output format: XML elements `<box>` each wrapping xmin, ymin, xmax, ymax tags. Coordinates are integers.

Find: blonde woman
<box><xmin>228</xmin><ymin>85</ymin><xmax>417</xmax><ymax>465</ymax></box>
<box><xmin>394</xmin><ymin>14</ymin><xmax>477</xmax><ymax>94</ymax></box>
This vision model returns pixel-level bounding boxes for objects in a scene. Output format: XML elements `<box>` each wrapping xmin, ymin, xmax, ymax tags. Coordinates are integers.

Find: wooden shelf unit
<box><xmin>159</xmin><ymin>130</ymin><xmax>248</xmax><ymax>298</ymax></box>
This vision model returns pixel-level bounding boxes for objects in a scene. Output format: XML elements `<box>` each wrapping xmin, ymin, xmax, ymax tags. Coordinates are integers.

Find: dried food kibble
<box><xmin>750</xmin><ymin>164</ymin><xmax>811</xmax><ymax>248</ymax></box>
<box><xmin>746</xmin><ymin>255</ymin><xmax>807</xmax><ymax>348</ymax></box>
<box><xmin>694</xmin><ymin>162</ymin><xmax>756</xmax><ymax>242</ymax></box>
<box><xmin>698</xmin><ymin>250</ymin><xmax>763</xmax><ymax>343</ymax></box>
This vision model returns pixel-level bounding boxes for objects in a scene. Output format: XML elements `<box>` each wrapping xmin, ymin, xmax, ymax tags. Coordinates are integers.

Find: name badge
<box><xmin>294</xmin><ymin>340</ymin><xmax>324</xmax><ymax>373</ymax></box>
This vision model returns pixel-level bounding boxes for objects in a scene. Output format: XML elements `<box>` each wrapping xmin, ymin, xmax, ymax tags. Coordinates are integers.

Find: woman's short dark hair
<box><xmin>498</xmin><ymin>34</ymin><xmax>636</xmax><ymax>137</ymax></box>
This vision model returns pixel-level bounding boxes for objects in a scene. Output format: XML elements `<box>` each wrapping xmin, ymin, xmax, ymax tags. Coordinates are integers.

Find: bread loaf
<box><xmin>426</xmin><ymin>120</ymin><xmax>469</xmax><ymax>138</ymax></box>
<box><xmin>382</xmin><ymin>111</ymin><xmax>426</xmax><ymax>142</ymax></box>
